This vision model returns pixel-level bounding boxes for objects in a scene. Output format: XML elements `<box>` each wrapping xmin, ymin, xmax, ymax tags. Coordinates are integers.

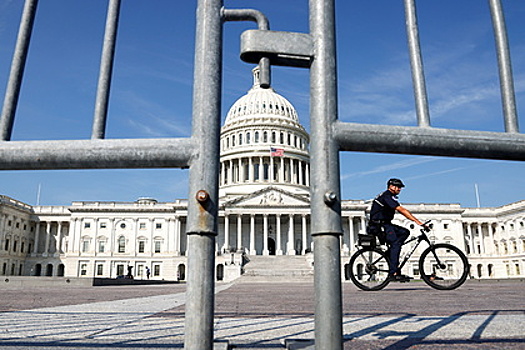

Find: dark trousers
<box><xmin>383</xmin><ymin>223</ymin><xmax>410</xmax><ymax>275</ymax></box>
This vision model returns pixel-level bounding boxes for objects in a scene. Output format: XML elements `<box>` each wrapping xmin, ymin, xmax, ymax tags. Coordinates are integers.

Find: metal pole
<box><xmin>92</xmin><ymin>0</ymin><xmax>121</xmax><ymax>139</ymax></box>
<box><xmin>221</xmin><ymin>8</ymin><xmax>271</xmax><ymax>88</ymax></box>
<box><xmin>185</xmin><ymin>0</ymin><xmax>223</xmax><ymax>349</ymax></box>
<box><xmin>0</xmin><ymin>0</ymin><xmax>38</xmax><ymax>141</ymax></box>
<box><xmin>309</xmin><ymin>0</ymin><xmax>343</xmax><ymax>349</ymax></box>
<box><xmin>488</xmin><ymin>0</ymin><xmax>519</xmax><ymax>133</ymax></box>
<box><xmin>404</xmin><ymin>0</ymin><xmax>431</xmax><ymax>128</ymax></box>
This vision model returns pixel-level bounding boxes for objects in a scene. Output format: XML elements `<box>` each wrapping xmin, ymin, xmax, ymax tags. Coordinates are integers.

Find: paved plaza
<box><xmin>0</xmin><ymin>278</ymin><xmax>523</xmax><ymax>349</ymax></box>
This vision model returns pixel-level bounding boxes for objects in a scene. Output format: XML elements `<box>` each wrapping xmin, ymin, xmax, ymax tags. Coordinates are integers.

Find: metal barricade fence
<box><xmin>0</xmin><ymin>1</ymin><xmax>523</xmax><ymax>349</ymax></box>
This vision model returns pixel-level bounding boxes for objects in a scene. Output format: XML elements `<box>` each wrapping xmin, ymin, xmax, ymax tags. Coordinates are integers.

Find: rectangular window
<box><xmin>100</xmin><ymin>222</ymin><xmax>107</xmax><ymax>229</ymax></box>
<box><xmin>138</xmin><ymin>241</ymin><xmax>145</xmax><ymax>253</ymax></box>
<box><xmin>82</xmin><ymin>240</ymin><xmax>89</xmax><ymax>253</ymax></box>
<box><xmin>156</xmin><ymin>223</ymin><xmax>162</xmax><ymax>229</ymax></box>
<box><xmin>4</xmin><ymin>239</ymin><xmax>9</xmax><ymax>251</ymax></box>
<box><xmin>84</xmin><ymin>222</ymin><xmax>91</xmax><ymax>229</ymax></box>
<box><xmin>116</xmin><ymin>264</ymin><xmax>125</xmax><ymax>276</ymax></box>
<box><xmin>98</xmin><ymin>241</ymin><xmax>105</xmax><ymax>253</ymax></box>
<box><xmin>140</xmin><ymin>222</ymin><xmax>146</xmax><ymax>230</ymax></box>
<box><xmin>155</xmin><ymin>241</ymin><xmax>161</xmax><ymax>253</ymax></box>
<box><xmin>153</xmin><ymin>264</ymin><xmax>161</xmax><ymax>276</ymax></box>
<box><xmin>80</xmin><ymin>263</ymin><xmax>88</xmax><ymax>276</ymax></box>
<box><xmin>97</xmin><ymin>264</ymin><xmax>104</xmax><ymax>276</ymax></box>
<box><xmin>118</xmin><ymin>237</ymin><xmax>125</xmax><ymax>253</ymax></box>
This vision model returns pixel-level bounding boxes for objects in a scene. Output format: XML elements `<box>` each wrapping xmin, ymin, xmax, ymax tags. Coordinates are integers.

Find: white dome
<box><xmin>224</xmin><ymin>68</ymin><xmax>302</xmax><ymax>129</ymax></box>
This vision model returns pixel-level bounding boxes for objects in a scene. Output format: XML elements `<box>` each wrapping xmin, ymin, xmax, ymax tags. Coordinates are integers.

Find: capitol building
<box><xmin>1</xmin><ymin>68</ymin><xmax>524</xmax><ymax>282</ymax></box>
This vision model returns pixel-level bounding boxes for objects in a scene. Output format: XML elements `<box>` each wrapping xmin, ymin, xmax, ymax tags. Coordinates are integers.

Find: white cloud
<box><xmin>341</xmin><ymin>156</ymin><xmax>436</xmax><ymax>180</ymax></box>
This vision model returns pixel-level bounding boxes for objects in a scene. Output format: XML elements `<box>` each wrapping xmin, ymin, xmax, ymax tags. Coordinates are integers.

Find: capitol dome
<box><xmin>219</xmin><ymin>67</ymin><xmax>310</xmax><ymax>198</ymax></box>
<box><xmin>224</xmin><ymin>69</ymin><xmax>301</xmax><ymax>126</ymax></box>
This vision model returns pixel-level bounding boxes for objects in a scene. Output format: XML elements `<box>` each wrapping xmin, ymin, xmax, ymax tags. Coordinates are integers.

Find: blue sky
<box><xmin>0</xmin><ymin>0</ymin><xmax>523</xmax><ymax>208</ymax></box>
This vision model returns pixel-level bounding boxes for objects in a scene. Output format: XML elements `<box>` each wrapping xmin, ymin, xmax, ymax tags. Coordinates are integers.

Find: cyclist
<box><xmin>368</xmin><ymin>178</ymin><xmax>429</xmax><ymax>282</ymax></box>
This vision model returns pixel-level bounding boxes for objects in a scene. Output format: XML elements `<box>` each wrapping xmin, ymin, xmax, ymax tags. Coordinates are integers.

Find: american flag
<box><xmin>270</xmin><ymin>147</ymin><xmax>284</xmax><ymax>157</ymax></box>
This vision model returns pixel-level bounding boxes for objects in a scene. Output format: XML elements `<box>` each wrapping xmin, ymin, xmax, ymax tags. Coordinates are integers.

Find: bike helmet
<box><xmin>387</xmin><ymin>178</ymin><xmax>405</xmax><ymax>188</ymax></box>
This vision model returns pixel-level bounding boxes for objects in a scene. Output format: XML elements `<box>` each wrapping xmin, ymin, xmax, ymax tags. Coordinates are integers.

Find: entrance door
<box><xmin>268</xmin><ymin>238</ymin><xmax>276</xmax><ymax>255</ymax></box>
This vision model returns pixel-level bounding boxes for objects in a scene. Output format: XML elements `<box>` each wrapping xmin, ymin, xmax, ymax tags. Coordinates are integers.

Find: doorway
<box><xmin>268</xmin><ymin>238</ymin><xmax>276</xmax><ymax>255</ymax></box>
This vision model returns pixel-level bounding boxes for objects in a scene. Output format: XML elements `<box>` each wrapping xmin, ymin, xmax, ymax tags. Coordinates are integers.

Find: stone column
<box><xmin>220</xmin><ymin>161</ymin><xmax>225</xmax><ymax>186</ymax></box>
<box><xmin>348</xmin><ymin>216</ymin><xmax>355</xmax><ymax>250</ymax></box>
<box><xmin>478</xmin><ymin>223</ymin><xmax>485</xmax><ymax>254</ymax></box>
<box><xmin>287</xmin><ymin>214</ymin><xmax>295</xmax><ymax>255</ymax></box>
<box><xmin>240</xmin><ymin>158</ymin><xmax>245</xmax><ymax>183</ymax></box>
<box><xmin>149</xmin><ymin>218</ymin><xmax>155</xmax><ymax>256</ymax></box>
<box><xmin>276</xmin><ymin>214</ymin><xmax>283</xmax><ymax>255</ymax></box>
<box><xmin>55</xmin><ymin>222</ymin><xmax>63</xmax><ymax>256</ymax></box>
<box><xmin>109</xmin><ymin>218</ymin><xmax>116</xmax><ymax>256</ymax></box>
<box><xmin>93</xmin><ymin>219</ymin><xmax>99</xmax><ymax>255</ymax></box>
<box><xmin>488</xmin><ymin>223</ymin><xmax>495</xmax><ymax>255</ymax></box>
<box><xmin>466</xmin><ymin>224</ymin><xmax>474</xmax><ymax>255</ymax></box>
<box><xmin>263</xmin><ymin>214</ymin><xmax>269</xmax><ymax>255</ymax></box>
<box><xmin>291</xmin><ymin>159</ymin><xmax>296</xmax><ymax>184</ymax></box>
<box><xmin>133</xmin><ymin>218</ymin><xmax>139</xmax><ymax>257</ymax></box>
<box><xmin>224</xmin><ymin>214</ymin><xmax>230</xmax><ymax>251</ymax></box>
<box><xmin>43</xmin><ymin>222</ymin><xmax>52</xmax><ymax>256</ymax></box>
<box><xmin>174</xmin><ymin>216</ymin><xmax>181</xmax><ymax>256</ymax></box>
<box><xmin>33</xmin><ymin>221</ymin><xmax>41</xmax><ymax>255</ymax></box>
<box><xmin>228</xmin><ymin>160</ymin><xmax>233</xmax><ymax>185</ymax></box>
<box><xmin>302</xmin><ymin>214</ymin><xmax>307</xmax><ymax>254</ymax></box>
<box><xmin>250</xmin><ymin>214</ymin><xmax>256</xmax><ymax>255</ymax></box>
<box><xmin>258</xmin><ymin>156</ymin><xmax>263</xmax><ymax>181</ymax></box>
<box><xmin>249</xmin><ymin>157</ymin><xmax>254</xmax><ymax>182</ymax></box>
<box><xmin>360</xmin><ymin>216</ymin><xmax>366</xmax><ymax>234</ymax></box>
<box><xmin>237</xmin><ymin>214</ymin><xmax>243</xmax><ymax>250</ymax></box>
<box><xmin>167</xmin><ymin>218</ymin><xmax>174</xmax><ymax>254</ymax></box>
<box><xmin>305</xmin><ymin>163</ymin><xmax>310</xmax><ymax>186</ymax></box>
<box><xmin>297</xmin><ymin>160</ymin><xmax>304</xmax><ymax>185</ymax></box>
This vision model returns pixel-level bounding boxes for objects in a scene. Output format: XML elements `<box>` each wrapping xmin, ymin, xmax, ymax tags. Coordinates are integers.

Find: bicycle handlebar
<box><xmin>421</xmin><ymin>220</ymin><xmax>432</xmax><ymax>232</ymax></box>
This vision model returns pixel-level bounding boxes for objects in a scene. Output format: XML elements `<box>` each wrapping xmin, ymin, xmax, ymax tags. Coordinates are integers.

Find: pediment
<box><xmin>221</xmin><ymin>187</ymin><xmax>310</xmax><ymax>208</ymax></box>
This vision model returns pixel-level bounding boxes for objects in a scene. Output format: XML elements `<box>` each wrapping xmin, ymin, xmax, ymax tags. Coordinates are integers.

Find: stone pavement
<box><xmin>0</xmin><ymin>278</ymin><xmax>523</xmax><ymax>349</ymax></box>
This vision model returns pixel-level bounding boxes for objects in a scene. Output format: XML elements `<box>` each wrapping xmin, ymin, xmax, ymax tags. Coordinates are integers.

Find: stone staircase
<box><xmin>240</xmin><ymin>255</ymin><xmax>314</xmax><ymax>282</ymax></box>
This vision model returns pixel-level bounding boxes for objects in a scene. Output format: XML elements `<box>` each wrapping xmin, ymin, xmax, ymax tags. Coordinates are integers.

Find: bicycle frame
<box><xmin>396</xmin><ymin>224</ymin><xmax>434</xmax><ymax>273</ymax></box>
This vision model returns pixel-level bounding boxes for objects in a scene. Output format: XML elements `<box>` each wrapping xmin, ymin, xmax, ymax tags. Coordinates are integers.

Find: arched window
<box><xmin>246</xmin><ymin>132</ymin><xmax>251</xmax><ymax>144</ymax></box>
<box><xmin>271</xmin><ymin>131</ymin><xmax>276</xmax><ymax>143</ymax></box>
<box><xmin>255</xmin><ymin>131</ymin><xmax>259</xmax><ymax>143</ymax></box>
<box><xmin>239</xmin><ymin>133</ymin><xmax>243</xmax><ymax>145</ymax></box>
<box><xmin>263</xmin><ymin>131</ymin><xmax>268</xmax><ymax>143</ymax></box>
<box><xmin>118</xmin><ymin>236</ymin><xmax>126</xmax><ymax>253</ymax></box>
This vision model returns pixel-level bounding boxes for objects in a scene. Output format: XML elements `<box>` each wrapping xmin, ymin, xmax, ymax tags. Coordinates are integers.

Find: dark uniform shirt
<box><xmin>370</xmin><ymin>190</ymin><xmax>400</xmax><ymax>223</ymax></box>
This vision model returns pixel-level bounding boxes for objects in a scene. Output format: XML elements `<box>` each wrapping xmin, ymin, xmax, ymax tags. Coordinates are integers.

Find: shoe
<box><xmin>388</xmin><ymin>274</ymin><xmax>411</xmax><ymax>283</ymax></box>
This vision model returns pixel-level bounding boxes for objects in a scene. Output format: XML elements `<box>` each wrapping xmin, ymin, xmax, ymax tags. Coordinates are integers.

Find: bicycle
<box><xmin>348</xmin><ymin>221</ymin><xmax>469</xmax><ymax>291</ymax></box>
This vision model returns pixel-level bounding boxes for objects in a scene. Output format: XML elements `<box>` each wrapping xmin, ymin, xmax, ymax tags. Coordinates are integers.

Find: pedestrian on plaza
<box><xmin>367</xmin><ymin>178</ymin><xmax>429</xmax><ymax>282</ymax></box>
<box><xmin>146</xmin><ymin>266</ymin><xmax>151</xmax><ymax>279</ymax></box>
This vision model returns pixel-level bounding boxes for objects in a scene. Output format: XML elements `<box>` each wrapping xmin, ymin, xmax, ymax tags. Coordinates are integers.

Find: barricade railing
<box><xmin>0</xmin><ymin>1</ymin><xmax>522</xmax><ymax>349</ymax></box>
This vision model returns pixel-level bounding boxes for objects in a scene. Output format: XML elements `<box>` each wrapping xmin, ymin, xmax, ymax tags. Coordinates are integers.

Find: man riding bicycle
<box><xmin>368</xmin><ymin>178</ymin><xmax>429</xmax><ymax>282</ymax></box>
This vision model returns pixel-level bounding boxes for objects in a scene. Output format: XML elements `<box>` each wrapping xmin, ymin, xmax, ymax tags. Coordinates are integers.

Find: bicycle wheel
<box><xmin>419</xmin><ymin>243</ymin><xmax>469</xmax><ymax>290</ymax></box>
<box><xmin>349</xmin><ymin>248</ymin><xmax>390</xmax><ymax>291</ymax></box>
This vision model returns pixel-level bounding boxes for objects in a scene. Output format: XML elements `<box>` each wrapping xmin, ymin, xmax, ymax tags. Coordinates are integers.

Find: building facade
<box><xmin>1</xmin><ymin>68</ymin><xmax>524</xmax><ymax>281</ymax></box>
